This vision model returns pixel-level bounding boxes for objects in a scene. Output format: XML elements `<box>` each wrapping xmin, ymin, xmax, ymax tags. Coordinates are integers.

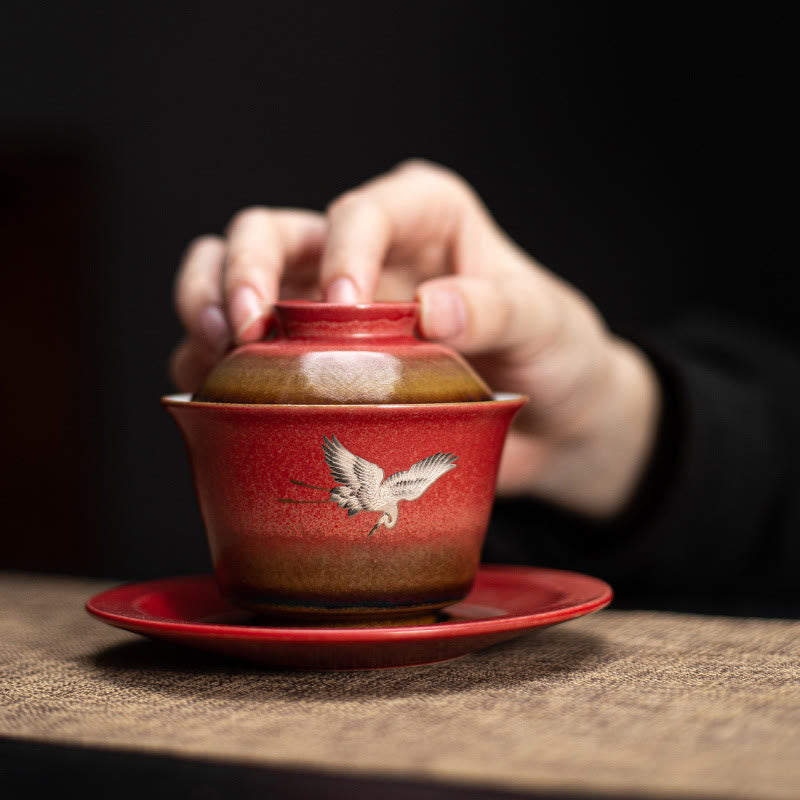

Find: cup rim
<box><xmin>273</xmin><ymin>299</ymin><xmax>417</xmax><ymax>312</ymax></box>
<box><xmin>160</xmin><ymin>392</ymin><xmax>527</xmax><ymax>410</ymax></box>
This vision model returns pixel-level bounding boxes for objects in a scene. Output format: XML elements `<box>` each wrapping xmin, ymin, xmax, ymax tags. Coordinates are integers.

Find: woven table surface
<box><xmin>2</xmin><ymin>571</ymin><xmax>799</xmax><ymax>799</ymax></box>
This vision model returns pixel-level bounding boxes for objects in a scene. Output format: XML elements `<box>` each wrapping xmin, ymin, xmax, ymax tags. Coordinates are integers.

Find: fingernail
<box><xmin>197</xmin><ymin>305</ymin><xmax>230</xmax><ymax>354</ymax></box>
<box><xmin>325</xmin><ymin>277</ymin><xmax>360</xmax><ymax>305</ymax></box>
<box><xmin>419</xmin><ymin>286</ymin><xmax>467</xmax><ymax>340</ymax></box>
<box><xmin>230</xmin><ymin>286</ymin><xmax>266</xmax><ymax>342</ymax></box>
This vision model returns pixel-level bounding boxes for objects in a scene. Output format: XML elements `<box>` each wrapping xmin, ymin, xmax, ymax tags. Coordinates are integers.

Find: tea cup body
<box><xmin>164</xmin><ymin>395</ymin><xmax>524</xmax><ymax>625</ymax></box>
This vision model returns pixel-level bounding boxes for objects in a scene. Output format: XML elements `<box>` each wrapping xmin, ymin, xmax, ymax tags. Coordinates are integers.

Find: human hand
<box><xmin>171</xmin><ymin>160</ymin><xmax>659</xmax><ymax>518</ymax></box>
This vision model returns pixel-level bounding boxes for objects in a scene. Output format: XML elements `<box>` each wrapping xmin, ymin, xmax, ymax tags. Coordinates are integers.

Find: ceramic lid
<box><xmin>193</xmin><ymin>301</ymin><xmax>493</xmax><ymax>404</ymax></box>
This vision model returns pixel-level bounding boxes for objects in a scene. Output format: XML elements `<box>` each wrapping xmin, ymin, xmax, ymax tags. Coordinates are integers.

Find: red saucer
<box><xmin>86</xmin><ymin>565</ymin><xmax>612</xmax><ymax>670</ymax></box>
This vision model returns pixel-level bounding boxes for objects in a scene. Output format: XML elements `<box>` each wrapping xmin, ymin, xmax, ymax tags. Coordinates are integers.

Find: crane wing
<box><xmin>322</xmin><ymin>435</ymin><xmax>384</xmax><ymax>515</ymax></box>
<box><xmin>383</xmin><ymin>452</ymin><xmax>457</xmax><ymax>502</ymax></box>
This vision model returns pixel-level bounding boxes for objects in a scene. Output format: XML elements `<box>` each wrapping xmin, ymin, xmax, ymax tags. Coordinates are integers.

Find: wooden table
<box><xmin>2</xmin><ymin>571</ymin><xmax>799</xmax><ymax>799</ymax></box>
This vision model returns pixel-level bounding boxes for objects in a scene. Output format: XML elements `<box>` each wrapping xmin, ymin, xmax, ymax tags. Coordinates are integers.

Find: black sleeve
<box><xmin>483</xmin><ymin>314</ymin><xmax>800</xmax><ymax>616</ymax></box>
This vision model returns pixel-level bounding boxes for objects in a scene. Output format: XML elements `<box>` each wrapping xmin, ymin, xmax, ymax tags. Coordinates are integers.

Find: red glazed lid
<box><xmin>193</xmin><ymin>301</ymin><xmax>493</xmax><ymax>404</ymax></box>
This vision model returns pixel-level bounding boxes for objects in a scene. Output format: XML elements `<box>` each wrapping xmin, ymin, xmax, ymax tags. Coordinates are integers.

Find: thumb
<box><xmin>416</xmin><ymin>272</ymin><xmax>564</xmax><ymax>364</ymax></box>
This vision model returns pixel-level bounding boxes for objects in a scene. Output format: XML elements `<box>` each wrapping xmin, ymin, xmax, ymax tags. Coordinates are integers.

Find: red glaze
<box><xmin>163</xmin><ymin>393</ymin><xmax>525</xmax><ymax>624</ymax></box>
<box><xmin>86</xmin><ymin>565</ymin><xmax>614</xmax><ymax>670</ymax></box>
<box><xmin>193</xmin><ymin>301</ymin><xmax>493</xmax><ymax>404</ymax></box>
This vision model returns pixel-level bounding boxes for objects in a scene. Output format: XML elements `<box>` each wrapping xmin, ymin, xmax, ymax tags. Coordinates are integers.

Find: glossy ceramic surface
<box><xmin>194</xmin><ymin>301</ymin><xmax>492</xmax><ymax>404</ymax></box>
<box><xmin>163</xmin><ymin>393</ymin><xmax>525</xmax><ymax>624</ymax></box>
<box><xmin>86</xmin><ymin>565</ymin><xmax>613</xmax><ymax>670</ymax></box>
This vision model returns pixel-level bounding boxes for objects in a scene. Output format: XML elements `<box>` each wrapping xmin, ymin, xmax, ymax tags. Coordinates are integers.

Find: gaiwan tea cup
<box><xmin>163</xmin><ymin>301</ymin><xmax>526</xmax><ymax>626</ymax></box>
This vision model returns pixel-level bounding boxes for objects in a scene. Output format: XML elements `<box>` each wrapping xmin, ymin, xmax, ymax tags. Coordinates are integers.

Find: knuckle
<box><xmin>326</xmin><ymin>189</ymin><xmax>369</xmax><ymax>217</ymax></box>
<box><xmin>226</xmin><ymin>205</ymin><xmax>272</xmax><ymax>234</ymax></box>
<box><xmin>184</xmin><ymin>234</ymin><xmax>221</xmax><ymax>257</ymax></box>
<box><xmin>487</xmin><ymin>283</ymin><xmax>518</xmax><ymax>343</ymax></box>
<box><xmin>173</xmin><ymin>269</ymin><xmax>190</xmax><ymax>309</ymax></box>
<box><xmin>175</xmin><ymin>235</ymin><xmax>225</xmax><ymax>315</ymax></box>
<box><xmin>395</xmin><ymin>158</ymin><xmax>465</xmax><ymax>184</ymax></box>
<box><xmin>395</xmin><ymin>159</ymin><xmax>474</xmax><ymax>203</ymax></box>
<box><xmin>394</xmin><ymin>157</ymin><xmax>437</xmax><ymax>176</ymax></box>
<box><xmin>526</xmin><ymin>286</ymin><xmax>565</xmax><ymax>356</ymax></box>
<box><xmin>471</xmin><ymin>277</ymin><xmax>554</xmax><ymax>357</ymax></box>
<box><xmin>326</xmin><ymin>190</ymin><xmax>388</xmax><ymax>231</ymax></box>
<box><xmin>395</xmin><ymin>158</ymin><xmax>453</xmax><ymax>189</ymax></box>
<box><xmin>178</xmin><ymin>236</ymin><xmax>223</xmax><ymax>283</ymax></box>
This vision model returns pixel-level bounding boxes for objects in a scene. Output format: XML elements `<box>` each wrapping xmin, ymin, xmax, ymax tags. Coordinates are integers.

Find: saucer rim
<box><xmin>86</xmin><ymin>565</ymin><xmax>613</xmax><ymax>643</ymax></box>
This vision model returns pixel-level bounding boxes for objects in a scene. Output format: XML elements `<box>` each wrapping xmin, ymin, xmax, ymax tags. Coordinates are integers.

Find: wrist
<box><xmin>530</xmin><ymin>338</ymin><xmax>661</xmax><ymax>518</ymax></box>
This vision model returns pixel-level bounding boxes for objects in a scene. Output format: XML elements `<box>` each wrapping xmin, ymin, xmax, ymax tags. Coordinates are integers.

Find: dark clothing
<box><xmin>479</xmin><ymin>7</ymin><xmax>800</xmax><ymax>618</ymax></box>
<box><xmin>485</xmin><ymin>316</ymin><xmax>800</xmax><ymax>617</ymax></box>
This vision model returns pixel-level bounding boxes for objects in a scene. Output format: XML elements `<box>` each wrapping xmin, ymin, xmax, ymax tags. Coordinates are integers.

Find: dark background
<box><xmin>1</xmin><ymin>3</ymin><xmax>796</xmax><ymax>585</ymax></box>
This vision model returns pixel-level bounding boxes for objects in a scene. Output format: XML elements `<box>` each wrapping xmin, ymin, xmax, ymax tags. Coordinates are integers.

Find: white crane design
<box><xmin>322</xmin><ymin>435</ymin><xmax>457</xmax><ymax>535</ymax></box>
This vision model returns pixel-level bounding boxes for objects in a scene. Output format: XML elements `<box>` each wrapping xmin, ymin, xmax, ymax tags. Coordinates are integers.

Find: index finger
<box><xmin>222</xmin><ymin>207</ymin><xmax>326</xmax><ymax>342</ymax></box>
<box><xmin>319</xmin><ymin>160</ymin><xmax>492</xmax><ymax>303</ymax></box>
